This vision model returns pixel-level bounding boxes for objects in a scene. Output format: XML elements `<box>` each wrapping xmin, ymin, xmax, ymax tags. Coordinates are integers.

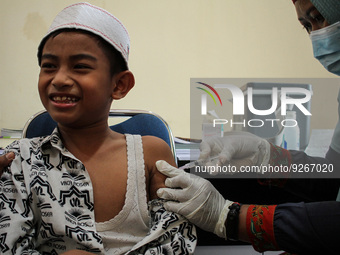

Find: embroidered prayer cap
<box><xmin>39</xmin><ymin>2</ymin><xmax>130</xmax><ymax>66</ymax></box>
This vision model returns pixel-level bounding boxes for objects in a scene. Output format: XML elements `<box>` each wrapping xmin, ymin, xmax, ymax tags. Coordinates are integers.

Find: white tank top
<box><xmin>95</xmin><ymin>134</ymin><xmax>149</xmax><ymax>254</ymax></box>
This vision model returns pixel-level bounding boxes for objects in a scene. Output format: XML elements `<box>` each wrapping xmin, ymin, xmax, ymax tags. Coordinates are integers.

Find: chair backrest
<box><xmin>22</xmin><ymin>109</ymin><xmax>177</xmax><ymax>162</ymax></box>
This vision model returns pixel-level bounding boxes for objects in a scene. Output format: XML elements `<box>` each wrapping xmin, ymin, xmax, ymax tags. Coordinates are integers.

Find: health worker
<box><xmin>156</xmin><ymin>0</ymin><xmax>340</xmax><ymax>254</ymax></box>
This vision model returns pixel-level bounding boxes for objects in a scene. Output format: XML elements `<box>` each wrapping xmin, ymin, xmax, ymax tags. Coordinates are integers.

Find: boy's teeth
<box><xmin>53</xmin><ymin>96</ymin><xmax>77</xmax><ymax>102</ymax></box>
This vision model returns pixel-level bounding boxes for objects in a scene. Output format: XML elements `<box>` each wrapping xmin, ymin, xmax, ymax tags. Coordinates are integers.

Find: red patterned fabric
<box><xmin>246</xmin><ymin>205</ymin><xmax>279</xmax><ymax>252</ymax></box>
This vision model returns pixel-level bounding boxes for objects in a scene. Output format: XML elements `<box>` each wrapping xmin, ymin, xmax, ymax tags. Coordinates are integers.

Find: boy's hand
<box><xmin>0</xmin><ymin>152</ymin><xmax>15</xmax><ymax>175</ymax></box>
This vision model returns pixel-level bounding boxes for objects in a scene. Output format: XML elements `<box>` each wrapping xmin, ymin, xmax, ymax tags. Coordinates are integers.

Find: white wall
<box><xmin>0</xmin><ymin>0</ymin><xmax>338</xmax><ymax>138</ymax></box>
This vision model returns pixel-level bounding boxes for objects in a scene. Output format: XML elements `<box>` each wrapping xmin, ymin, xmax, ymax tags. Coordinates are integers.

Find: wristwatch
<box><xmin>226</xmin><ymin>202</ymin><xmax>241</xmax><ymax>241</ymax></box>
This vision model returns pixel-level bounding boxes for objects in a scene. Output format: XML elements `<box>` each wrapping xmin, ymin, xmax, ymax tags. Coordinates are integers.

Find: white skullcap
<box><xmin>40</xmin><ymin>2</ymin><xmax>130</xmax><ymax>66</ymax></box>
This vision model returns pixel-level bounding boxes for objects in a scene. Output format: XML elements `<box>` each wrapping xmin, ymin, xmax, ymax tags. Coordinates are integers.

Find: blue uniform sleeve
<box><xmin>274</xmin><ymin>201</ymin><xmax>340</xmax><ymax>254</ymax></box>
<box><xmin>282</xmin><ymin>148</ymin><xmax>340</xmax><ymax>201</ymax></box>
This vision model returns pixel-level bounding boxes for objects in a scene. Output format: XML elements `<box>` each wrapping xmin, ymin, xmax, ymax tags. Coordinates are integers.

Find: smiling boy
<box><xmin>0</xmin><ymin>3</ymin><xmax>196</xmax><ymax>254</ymax></box>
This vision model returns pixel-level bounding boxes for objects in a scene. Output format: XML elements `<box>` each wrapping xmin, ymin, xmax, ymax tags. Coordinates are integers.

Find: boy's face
<box><xmin>38</xmin><ymin>32</ymin><xmax>115</xmax><ymax>128</ymax></box>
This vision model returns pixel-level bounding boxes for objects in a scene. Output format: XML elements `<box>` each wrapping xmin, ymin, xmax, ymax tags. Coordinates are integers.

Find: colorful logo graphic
<box><xmin>196</xmin><ymin>82</ymin><xmax>222</xmax><ymax>106</ymax></box>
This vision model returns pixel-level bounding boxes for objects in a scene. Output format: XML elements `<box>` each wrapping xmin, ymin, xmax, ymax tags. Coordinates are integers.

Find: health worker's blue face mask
<box><xmin>310</xmin><ymin>21</ymin><xmax>340</xmax><ymax>76</ymax></box>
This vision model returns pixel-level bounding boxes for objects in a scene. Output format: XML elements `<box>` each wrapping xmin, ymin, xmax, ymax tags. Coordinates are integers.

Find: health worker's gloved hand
<box><xmin>156</xmin><ymin>160</ymin><xmax>233</xmax><ymax>238</ymax></box>
<box><xmin>199</xmin><ymin>131</ymin><xmax>271</xmax><ymax>171</ymax></box>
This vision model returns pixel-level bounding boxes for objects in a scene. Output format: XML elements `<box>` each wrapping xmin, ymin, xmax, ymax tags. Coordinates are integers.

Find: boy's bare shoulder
<box><xmin>141</xmin><ymin>136</ymin><xmax>175</xmax><ymax>164</ymax></box>
<box><xmin>141</xmin><ymin>135</ymin><xmax>172</xmax><ymax>155</ymax></box>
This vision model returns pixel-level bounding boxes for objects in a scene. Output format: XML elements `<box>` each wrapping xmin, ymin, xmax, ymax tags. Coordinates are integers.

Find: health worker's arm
<box><xmin>240</xmin><ymin>201</ymin><xmax>340</xmax><ymax>254</ymax></box>
<box><xmin>157</xmin><ymin>163</ymin><xmax>340</xmax><ymax>254</ymax></box>
<box><xmin>200</xmin><ymin>131</ymin><xmax>340</xmax><ymax>202</ymax></box>
<box><xmin>277</xmin><ymin>147</ymin><xmax>340</xmax><ymax>202</ymax></box>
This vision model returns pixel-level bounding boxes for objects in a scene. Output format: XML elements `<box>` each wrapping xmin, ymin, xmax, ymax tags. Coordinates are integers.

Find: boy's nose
<box><xmin>51</xmin><ymin>69</ymin><xmax>73</xmax><ymax>88</ymax></box>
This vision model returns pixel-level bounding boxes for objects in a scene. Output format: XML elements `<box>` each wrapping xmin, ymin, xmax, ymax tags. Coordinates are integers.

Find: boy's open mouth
<box><xmin>51</xmin><ymin>96</ymin><xmax>80</xmax><ymax>104</ymax></box>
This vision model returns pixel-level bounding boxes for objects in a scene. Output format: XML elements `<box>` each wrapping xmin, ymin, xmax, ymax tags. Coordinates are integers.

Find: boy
<box><xmin>0</xmin><ymin>3</ymin><xmax>196</xmax><ymax>254</ymax></box>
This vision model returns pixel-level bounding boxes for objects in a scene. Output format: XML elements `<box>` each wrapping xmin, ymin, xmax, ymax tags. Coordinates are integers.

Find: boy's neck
<box><xmin>57</xmin><ymin>122</ymin><xmax>118</xmax><ymax>158</ymax></box>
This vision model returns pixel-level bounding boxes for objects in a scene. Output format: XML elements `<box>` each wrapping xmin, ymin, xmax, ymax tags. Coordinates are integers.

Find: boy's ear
<box><xmin>111</xmin><ymin>71</ymin><xmax>135</xmax><ymax>100</ymax></box>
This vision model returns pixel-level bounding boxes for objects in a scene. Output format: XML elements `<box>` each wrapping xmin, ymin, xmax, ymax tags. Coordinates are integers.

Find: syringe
<box><xmin>179</xmin><ymin>156</ymin><xmax>220</xmax><ymax>170</ymax></box>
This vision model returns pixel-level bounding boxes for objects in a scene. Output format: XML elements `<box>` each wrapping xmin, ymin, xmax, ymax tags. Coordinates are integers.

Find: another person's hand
<box><xmin>156</xmin><ymin>160</ymin><xmax>233</xmax><ymax>238</ymax></box>
<box><xmin>199</xmin><ymin>131</ymin><xmax>271</xmax><ymax>170</ymax></box>
<box><xmin>0</xmin><ymin>152</ymin><xmax>15</xmax><ymax>175</ymax></box>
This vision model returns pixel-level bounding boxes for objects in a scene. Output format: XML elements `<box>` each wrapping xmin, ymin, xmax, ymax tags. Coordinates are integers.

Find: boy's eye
<box><xmin>41</xmin><ymin>62</ymin><xmax>56</xmax><ymax>69</ymax></box>
<box><xmin>74</xmin><ymin>64</ymin><xmax>92</xmax><ymax>70</ymax></box>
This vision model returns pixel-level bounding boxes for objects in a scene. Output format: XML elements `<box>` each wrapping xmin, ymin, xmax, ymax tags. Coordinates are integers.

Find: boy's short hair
<box><xmin>37</xmin><ymin>2</ymin><xmax>130</xmax><ymax>73</ymax></box>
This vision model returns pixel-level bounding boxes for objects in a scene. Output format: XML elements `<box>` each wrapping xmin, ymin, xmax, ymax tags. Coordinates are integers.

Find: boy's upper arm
<box><xmin>142</xmin><ymin>136</ymin><xmax>176</xmax><ymax>200</ymax></box>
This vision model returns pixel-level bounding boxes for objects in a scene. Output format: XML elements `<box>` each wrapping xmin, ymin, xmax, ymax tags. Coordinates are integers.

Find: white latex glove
<box><xmin>199</xmin><ymin>131</ymin><xmax>271</xmax><ymax>171</ymax></box>
<box><xmin>156</xmin><ymin>160</ymin><xmax>233</xmax><ymax>238</ymax></box>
